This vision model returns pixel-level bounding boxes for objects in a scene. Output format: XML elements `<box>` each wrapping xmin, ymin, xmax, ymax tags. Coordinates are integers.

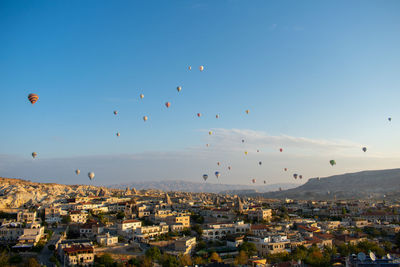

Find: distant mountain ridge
<box><xmin>255</xmin><ymin>168</ymin><xmax>400</xmax><ymax>200</ymax></box>
<box><xmin>108</xmin><ymin>180</ymin><xmax>298</xmax><ymax>194</ymax></box>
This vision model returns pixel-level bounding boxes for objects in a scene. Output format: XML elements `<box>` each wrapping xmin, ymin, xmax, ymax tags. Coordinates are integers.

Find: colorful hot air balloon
<box><xmin>329</xmin><ymin>160</ymin><xmax>336</xmax><ymax>166</ymax></box>
<box><xmin>215</xmin><ymin>171</ymin><xmax>220</xmax><ymax>178</ymax></box>
<box><xmin>116</xmin><ymin>132</ymin><xmax>120</xmax><ymax>137</ymax></box>
<box><xmin>362</xmin><ymin>147</ymin><xmax>367</xmax><ymax>152</ymax></box>
<box><xmin>165</xmin><ymin>102</ymin><xmax>171</xmax><ymax>108</ymax></box>
<box><xmin>199</xmin><ymin>65</ymin><xmax>204</xmax><ymax>71</ymax></box>
<box><xmin>197</xmin><ymin>113</ymin><xmax>202</xmax><ymax>117</ymax></box>
<box><xmin>252</xmin><ymin>178</ymin><xmax>256</xmax><ymax>184</ymax></box>
<box><xmin>28</xmin><ymin>93</ymin><xmax>39</xmax><ymax>104</ymax></box>
<box><xmin>113</xmin><ymin>110</ymin><xmax>118</xmax><ymax>115</ymax></box>
<box><xmin>75</xmin><ymin>169</ymin><xmax>80</xmax><ymax>175</ymax></box>
<box><xmin>245</xmin><ymin>110</ymin><xmax>249</xmax><ymax>114</ymax></box>
<box><xmin>209</xmin><ymin>131</ymin><xmax>212</xmax><ymax>135</ymax></box>
<box><xmin>88</xmin><ymin>172</ymin><xmax>95</xmax><ymax>180</ymax></box>
<box><xmin>216</xmin><ymin>114</ymin><xmax>219</xmax><ymax>119</ymax></box>
<box><xmin>293</xmin><ymin>174</ymin><xmax>298</xmax><ymax>179</ymax></box>
<box><xmin>203</xmin><ymin>174</ymin><xmax>208</xmax><ymax>181</ymax></box>
<box><xmin>177</xmin><ymin>86</ymin><xmax>182</xmax><ymax>92</ymax></box>
<box><xmin>143</xmin><ymin>116</ymin><xmax>148</xmax><ymax>122</ymax></box>
<box><xmin>258</xmin><ymin>161</ymin><xmax>262</xmax><ymax>166</ymax></box>
<box><xmin>140</xmin><ymin>94</ymin><xmax>144</xmax><ymax>99</ymax></box>
<box><xmin>279</xmin><ymin>148</ymin><xmax>283</xmax><ymax>152</ymax></box>
<box><xmin>32</xmin><ymin>152</ymin><xmax>37</xmax><ymax>159</ymax></box>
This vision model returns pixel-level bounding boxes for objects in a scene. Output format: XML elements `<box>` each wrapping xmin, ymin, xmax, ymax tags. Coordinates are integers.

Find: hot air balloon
<box><xmin>293</xmin><ymin>174</ymin><xmax>298</xmax><ymax>179</ymax></box>
<box><xmin>28</xmin><ymin>93</ymin><xmax>39</xmax><ymax>104</ymax></box>
<box><xmin>388</xmin><ymin>117</ymin><xmax>392</xmax><ymax>122</ymax></box>
<box><xmin>143</xmin><ymin>116</ymin><xmax>148</xmax><ymax>122</ymax></box>
<box><xmin>113</xmin><ymin>110</ymin><xmax>118</xmax><ymax>115</ymax></box>
<box><xmin>88</xmin><ymin>172</ymin><xmax>95</xmax><ymax>180</ymax></box>
<box><xmin>216</xmin><ymin>114</ymin><xmax>219</xmax><ymax>119</ymax></box>
<box><xmin>197</xmin><ymin>113</ymin><xmax>202</xmax><ymax>117</ymax></box>
<box><xmin>279</xmin><ymin>148</ymin><xmax>283</xmax><ymax>152</ymax></box>
<box><xmin>177</xmin><ymin>86</ymin><xmax>182</xmax><ymax>92</ymax></box>
<box><xmin>75</xmin><ymin>169</ymin><xmax>80</xmax><ymax>175</ymax></box>
<box><xmin>244</xmin><ymin>151</ymin><xmax>248</xmax><ymax>155</ymax></box>
<box><xmin>140</xmin><ymin>94</ymin><xmax>144</xmax><ymax>99</ymax></box>
<box><xmin>116</xmin><ymin>132</ymin><xmax>120</xmax><ymax>137</ymax></box>
<box><xmin>329</xmin><ymin>160</ymin><xmax>336</xmax><ymax>166</ymax></box>
<box><xmin>199</xmin><ymin>65</ymin><xmax>204</xmax><ymax>71</ymax></box>
<box><xmin>245</xmin><ymin>110</ymin><xmax>249</xmax><ymax>114</ymax></box>
<box><xmin>165</xmin><ymin>102</ymin><xmax>171</xmax><ymax>108</ymax></box>
<box><xmin>259</xmin><ymin>161</ymin><xmax>262</xmax><ymax>166</ymax></box>
<box><xmin>299</xmin><ymin>175</ymin><xmax>303</xmax><ymax>179</ymax></box>
<box><xmin>252</xmin><ymin>178</ymin><xmax>256</xmax><ymax>184</ymax></box>
<box><xmin>215</xmin><ymin>171</ymin><xmax>220</xmax><ymax>178</ymax></box>
<box><xmin>32</xmin><ymin>152</ymin><xmax>37</xmax><ymax>159</ymax></box>
<box><xmin>217</xmin><ymin>162</ymin><xmax>220</xmax><ymax>166</ymax></box>
<box><xmin>264</xmin><ymin>180</ymin><xmax>266</xmax><ymax>184</ymax></box>
<box><xmin>362</xmin><ymin>147</ymin><xmax>367</xmax><ymax>152</ymax></box>
<box><xmin>188</xmin><ymin>66</ymin><xmax>192</xmax><ymax>70</ymax></box>
<box><xmin>203</xmin><ymin>174</ymin><xmax>208</xmax><ymax>181</ymax></box>
<box><xmin>284</xmin><ymin>168</ymin><xmax>288</xmax><ymax>171</ymax></box>
<box><xmin>209</xmin><ymin>131</ymin><xmax>212</xmax><ymax>135</ymax></box>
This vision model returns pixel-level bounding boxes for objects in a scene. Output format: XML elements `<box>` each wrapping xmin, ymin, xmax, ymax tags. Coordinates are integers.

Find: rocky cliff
<box><xmin>0</xmin><ymin>177</ymin><xmax>113</xmax><ymax>209</ymax></box>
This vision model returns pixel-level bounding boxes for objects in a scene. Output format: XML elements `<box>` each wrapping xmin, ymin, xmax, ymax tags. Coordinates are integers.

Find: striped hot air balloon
<box><xmin>28</xmin><ymin>93</ymin><xmax>39</xmax><ymax>104</ymax></box>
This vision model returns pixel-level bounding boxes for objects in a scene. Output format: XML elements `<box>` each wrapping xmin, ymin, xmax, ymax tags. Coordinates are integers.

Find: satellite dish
<box><xmin>369</xmin><ymin>252</ymin><xmax>376</xmax><ymax>262</ymax></box>
<box><xmin>358</xmin><ymin>252</ymin><xmax>366</xmax><ymax>262</ymax></box>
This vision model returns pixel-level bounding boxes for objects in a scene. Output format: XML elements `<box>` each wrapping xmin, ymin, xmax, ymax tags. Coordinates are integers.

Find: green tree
<box><xmin>193</xmin><ymin>256</ymin><xmax>204</xmax><ymax>265</ymax></box>
<box><xmin>239</xmin><ymin>241</ymin><xmax>257</xmax><ymax>256</ymax></box>
<box><xmin>116</xmin><ymin>211</ymin><xmax>125</xmax><ymax>220</ymax></box>
<box><xmin>0</xmin><ymin>251</ymin><xmax>9</xmax><ymax>267</ymax></box>
<box><xmin>178</xmin><ymin>254</ymin><xmax>192</xmax><ymax>266</ymax></box>
<box><xmin>382</xmin><ymin>241</ymin><xmax>393</xmax><ymax>252</ymax></box>
<box><xmin>195</xmin><ymin>240</ymin><xmax>207</xmax><ymax>251</ymax></box>
<box><xmin>145</xmin><ymin>246</ymin><xmax>161</xmax><ymax>261</ymax></box>
<box><xmin>209</xmin><ymin>252</ymin><xmax>222</xmax><ymax>263</ymax></box>
<box><xmin>160</xmin><ymin>254</ymin><xmax>179</xmax><ymax>267</ymax></box>
<box><xmin>24</xmin><ymin>258</ymin><xmax>41</xmax><ymax>267</ymax></box>
<box><xmin>96</xmin><ymin>253</ymin><xmax>115</xmax><ymax>267</ymax></box>
<box><xmin>191</xmin><ymin>224</ymin><xmax>203</xmax><ymax>237</ymax></box>
<box><xmin>9</xmin><ymin>254</ymin><xmax>23</xmax><ymax>265</ymax></box>
<box><xmin>234</xmin><ymin>250</ymin><xmax>248</xmax><ymax>265</ymax></box>
<box><xmin>61</xmin><ymin>215</ymin><xmax>71</xmax><ymax>224</ymax></box>
<box><xmin>395</xmin><ymin>232</ymin><xmax>400</xmax><ymax>248</ymax></box>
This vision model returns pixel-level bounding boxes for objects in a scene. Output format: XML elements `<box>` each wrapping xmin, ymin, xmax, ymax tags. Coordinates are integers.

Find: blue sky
<box><xmin>1</xmin><ymin>0</ymin><xmax>400</xmax><ymax>186</ymax></box>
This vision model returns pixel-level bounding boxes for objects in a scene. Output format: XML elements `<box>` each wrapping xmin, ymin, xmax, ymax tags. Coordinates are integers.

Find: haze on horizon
<box><xmin>1</xmin><ymin>0</ymin><xmax>400</xmax><ymax>186</ymax></box>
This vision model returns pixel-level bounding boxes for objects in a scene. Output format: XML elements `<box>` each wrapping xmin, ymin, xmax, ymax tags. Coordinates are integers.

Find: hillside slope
<box><xmin>258</xmin><ymin>169</ymin><xmax>400</xmax><ymax>200</ymax></box>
